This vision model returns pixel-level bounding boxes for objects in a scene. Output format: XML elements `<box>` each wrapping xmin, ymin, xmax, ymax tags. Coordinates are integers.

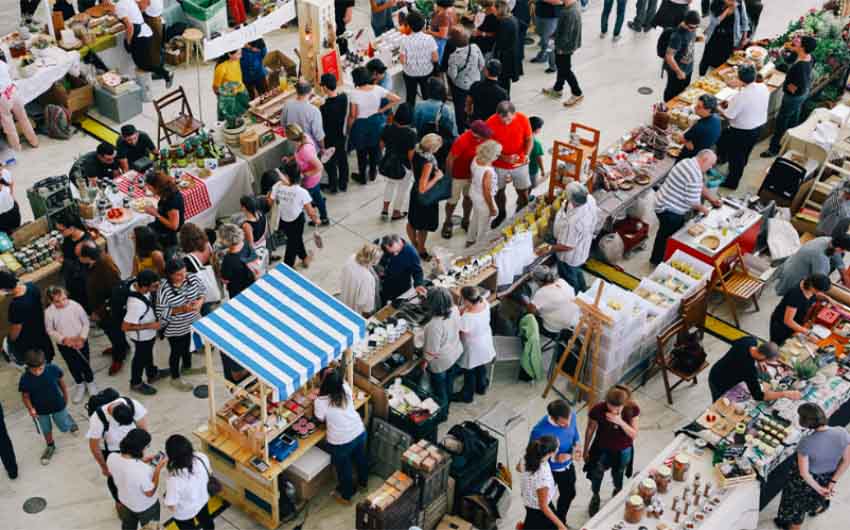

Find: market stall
<box><xmin>192</xmin><ymin>263</ymin><xmax>371</xmax><ymax>529</ymax></box>
<box><xmin>582</xmin><ymin>434</ymin><xmax>760</xmax><ymax>530</ymax></box>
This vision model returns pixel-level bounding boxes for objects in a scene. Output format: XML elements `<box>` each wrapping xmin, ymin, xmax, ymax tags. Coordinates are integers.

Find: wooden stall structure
<box><xmin>192</xmin><ymin>264</ymin><xmax>370</xmax><ymax>529</ymax></box>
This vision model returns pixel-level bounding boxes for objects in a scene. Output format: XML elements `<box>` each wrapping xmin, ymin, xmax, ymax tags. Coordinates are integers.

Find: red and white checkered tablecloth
<box><xmin>115</xmin><ymin>171</ymin><xmax>212</xmax><ymax>220</ymax></box>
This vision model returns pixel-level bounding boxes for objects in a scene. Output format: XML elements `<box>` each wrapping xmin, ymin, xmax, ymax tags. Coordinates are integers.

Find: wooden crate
<box><xmin>714</xmin><ymin>463</ymin><xmax>757</xmax><ymax>488</ymax></box>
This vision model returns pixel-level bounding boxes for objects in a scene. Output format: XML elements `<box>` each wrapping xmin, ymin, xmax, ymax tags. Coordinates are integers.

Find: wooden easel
<box><xmin>542</xmin><ymin>283</ymin><xmax>613</xmax><ymax>404</ymax></box>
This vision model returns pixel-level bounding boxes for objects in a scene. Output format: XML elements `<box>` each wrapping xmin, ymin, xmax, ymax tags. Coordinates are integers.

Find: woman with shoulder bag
<box><xmin>164</xmin><ymin>434</ymin><xmax>216</xmax><ymax>530</ymax></box>
<box><xmin>406</xmin><ymin>134</ymin><xmax>445</xmax><ymax>261</ymax></box>
<box><xmin>413</xmin><ymin>78</ymin><xmax>458</xmax><ymax>168</ymax></box>
<box><xmin>446</xmin><ymin>28</ymin><xmax>485</xmax><ymax>133</ymax></box>
<box><xmin>380</xmin><ymin>104</ymin><xmax>418</xmax><ymax>220</ymax></box>
<box><xmin>179</xmin><ymin>223</ymin><xmax>221</xmax><ymax>316</ymax></box>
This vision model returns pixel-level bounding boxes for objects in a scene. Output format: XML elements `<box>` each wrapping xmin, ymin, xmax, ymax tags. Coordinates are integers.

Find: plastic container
<box><xmin>385</xmin><ymin>373</ymin><xmax>446</xmax><ymax>442</ymax></box>
<box><xmin>673</xmin><ymin>454</ymin><xmax>690</xmax><ymax>481</ymax></box>
<box><xmin>288</xmin><ymin>446</ymin><xmax>330</xmax><ymax>482</ymax></box>
<box><xmin>181</xmin><ymin>0</ymin><xmax>225</xmax><ymax>20</ymax></box>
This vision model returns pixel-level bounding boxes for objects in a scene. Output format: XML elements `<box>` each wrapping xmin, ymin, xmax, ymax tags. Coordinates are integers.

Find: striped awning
<box><xmin>193</xmin><ymin>263</ymin><xmax>366</xmax><ymax>401</ymax></box>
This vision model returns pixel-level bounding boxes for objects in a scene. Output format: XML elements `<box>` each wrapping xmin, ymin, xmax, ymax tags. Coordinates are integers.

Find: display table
<box><xmin>233</xmin><ymin>135</ymin><xmax>290</xmax><ymax>190</ymax></box>
<box><xmin>13</xmin><ymin>46</ymin><xmax>81</xmax><ymax>105</ymax></box>
<box><xmin>592</xmin><ymin>156</ymin><xmax>676</xmax><ymax>234</ymax></box>
<box><xmin>663</xmin><ymin>204</ymin><xmax>763</xmax><ymax>266</ymax></box>
<box><xmin>88</xmin><ymin>160</ymin><xmax>254</xmax><ymax>278</ymax></box>
<box><xmin>583</xmin><ymin>434</ymin><xmax>759</xmax><ymax>530</ymax></box>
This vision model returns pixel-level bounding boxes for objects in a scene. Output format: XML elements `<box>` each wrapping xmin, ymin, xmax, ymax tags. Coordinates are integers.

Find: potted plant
<box><xmin>793</xmin><ymin>357</ymin><xmax>819</xmax><ymax>381</ymax></box>
<box><xmin>218</xmin><ymin>81</ymin><xmax>248</xmax><ymax>146</ymax></box>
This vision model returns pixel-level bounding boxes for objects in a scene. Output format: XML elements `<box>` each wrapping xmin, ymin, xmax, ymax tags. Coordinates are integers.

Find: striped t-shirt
<box><xmin>156</xmin><ymin>274</ymin><xmax>206</xmax><ymax>337</ymax></box>
<box><xmin>655</xmin><ymin>158</ymin><xmax>704</xmax><ymax>215</ymax></box>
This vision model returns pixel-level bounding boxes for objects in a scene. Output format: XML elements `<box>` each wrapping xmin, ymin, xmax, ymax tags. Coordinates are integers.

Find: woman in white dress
<box><xmin>466</xmin><ymin>140</ymin><xmax>501</xmax><ymax>247</ymax></box>
<box><xmin>340</xmin><ymin>243</ymin><xmax>382</xmax><ymax>316</ymax></box>
<box><xmin>454</xmin><ymin>286</ymin><xmax>496</xmax><ymax>403</ymax></box>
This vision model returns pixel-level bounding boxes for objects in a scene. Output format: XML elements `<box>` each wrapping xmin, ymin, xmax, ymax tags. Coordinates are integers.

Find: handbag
<box><xmin>186</xmin><ymin>254</ymin><xmax>222</xmax><ymax>304</ymax></box>
<box><xmin>415</xmin><ymin>152</ymin><xmax>452</xmax><ymax>206</ymax></box>
<box><xmin>195</xmin><ymin>456</ymin><xmax>223</xmax><ymax>496</ymax></box>
<box><xmin>378</xmin><ymin>129</ymin><xmax>406</xmax><ymax>179</ymax></box>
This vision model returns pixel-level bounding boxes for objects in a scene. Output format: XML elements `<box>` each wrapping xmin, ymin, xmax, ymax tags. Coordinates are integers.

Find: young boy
<box><xmin>18</xmin><ymin>349</ymin><xmax>78</xmax><ymax>465</ymax></box>
<box><xmin>528</xmin><ymin>116</ymin><xmax>546</xmax><ymax>189</ymax></box>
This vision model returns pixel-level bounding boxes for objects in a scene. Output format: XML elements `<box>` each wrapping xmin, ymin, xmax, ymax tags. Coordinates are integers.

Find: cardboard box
<box><xmin>39</xmin><ymin>75</ymin><xmax>94</xmax><ymax>122</ymax></box>
<box><xmin>436</xmin><ymin>515</ymin><xmax>473</xmax><ymax>530</ymax></box>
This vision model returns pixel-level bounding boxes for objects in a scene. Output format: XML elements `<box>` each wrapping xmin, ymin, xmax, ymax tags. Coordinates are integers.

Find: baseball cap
<box><xmin>469</xmin><ymin>120</ymin><xmax>493</xmax><ymax>138</ymax></box>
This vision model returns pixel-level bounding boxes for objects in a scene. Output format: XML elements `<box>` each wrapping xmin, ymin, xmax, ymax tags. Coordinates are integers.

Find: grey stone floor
<box><xmin>3</xmin><ymin>1</ymin><xmax>849</xmax><ymax>529</ymax></box>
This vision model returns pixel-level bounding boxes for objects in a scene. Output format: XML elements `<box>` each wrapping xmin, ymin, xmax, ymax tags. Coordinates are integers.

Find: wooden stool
<box><xmin>182</xmin><ymin>28</ymin><xmax>204</xmax><ymax>66</ymax></box>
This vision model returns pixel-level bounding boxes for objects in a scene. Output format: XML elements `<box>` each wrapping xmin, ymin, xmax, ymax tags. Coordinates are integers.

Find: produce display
<box><xmin>0</xmin><ymin>230</ymin><xmax>62</xmax><ymax>276</ymax></box>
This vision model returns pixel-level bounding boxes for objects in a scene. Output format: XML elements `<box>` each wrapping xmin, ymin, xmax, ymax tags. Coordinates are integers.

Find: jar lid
<box><xmin>642</xmin><ymin>478</ymin><xmax>657</xmax><ymax>489</ymax></box>
<box><xmin>675</xmin><ymin>454</ymin><xmax>690</xmax><ymax>464</ymax></box>
<box><xmin>657</xmin><ymin>465</ymin><xmax>672</xmax><ymax>477</ymax></box>
<box><xmin>628</xmin><ymin>495</ymin><xmax>644</xmax><ymax>506</ymax></box>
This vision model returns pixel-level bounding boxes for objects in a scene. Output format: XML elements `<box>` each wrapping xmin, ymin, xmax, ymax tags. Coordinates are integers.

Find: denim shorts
<box><xmin>37</xmin><ymin>408</ymin><xmax>76</xmax><ymax>436</ymax></box>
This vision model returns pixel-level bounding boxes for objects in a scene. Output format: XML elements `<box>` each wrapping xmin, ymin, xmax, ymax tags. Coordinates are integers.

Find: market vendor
<box><xmin>72</xmin><ymin>143</ymin><xmax>121</xmax><ymax>183</ymax></box>
<box><xmin>708</xmin><ymin>338</ymin><xmax>802</xmax><ymax>402</ymax></box>
<box><xmin>144</xmin><ymin>170</ymin><xmax>185</xmax><ymax>250</ymax></box>
<box><xmin>116</xmin><ymin>125</ymin><xmax>156</xmax><ymax>172</ymax></box>
<box><xmin>527</xmin><ymin>264</ymin><xmax>579</xmax><ymax>337</ymax></box>
<box><xmin>377</xmin><ymin>233</ymin><xmax>426</xmax><ymax>304</ymax></box>
<box><xmin>213</xmin><ymin>50</ymin><xmax>249</xmax><ymax>121</ymax></box>
<box><xmin>115</xmin><ymin>0</ymin><xmax>173</xmax><ymax>90</ymax></box>
<box><xmin>672</xmin><ymin>94</ymin><xmax>721</xmax><ymax>159</ymax></box>
<box><xmin>774</xmin><ymin>234</ymin><xmax>850</xmax><ymax>296</ymax></box>
<box><xmin>546</xmin><ymin>182</ymin><xmax>598</xmax><ymax>293</ymax></box>
<box><xmin>769</xmin><ymin>274</ymin><xmax>832</xmax><ymax>345</ymax></box>
<box><xmin>649</xmin><ymin>150</ymin><xmax>722</xmax><ymax>265</ymax></box>
<box><xmin>815</xmin><ymin>180</ymin><xmax>850</xmax><ymax>237</ymax></box>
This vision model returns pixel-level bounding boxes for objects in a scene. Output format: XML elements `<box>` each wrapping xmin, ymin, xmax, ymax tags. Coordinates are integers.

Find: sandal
<box><xmin>441</xmin><ymin>223</ymin><xmax>453</xmax><ymax>239</ymax></box>
<box><xmin>381</xmin><ymin>211</ymin><xmax>389</xmax><ymax>220</ymax></box>
<box><xmin>390</xmin><ymin>211</ymin><xmax>405</xmax><ymax>221</ymax></box>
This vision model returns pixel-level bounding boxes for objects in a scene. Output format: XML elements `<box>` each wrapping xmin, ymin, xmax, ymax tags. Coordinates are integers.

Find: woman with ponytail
<box><xmin>584</xmin><ymin>385</ymin><xmax>640</xmax><ymax>516</ymax></box>
<box><xmin>520</xmin><ymin>435</ymin><xmax>567</xmax><ymax>530</ymax></box>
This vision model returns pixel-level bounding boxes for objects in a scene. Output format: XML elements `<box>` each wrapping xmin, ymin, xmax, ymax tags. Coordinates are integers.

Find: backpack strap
<box><xmin>96</xmin><ymin>408</ymin><xmax>110</xmax><ymax>434</ymax></box>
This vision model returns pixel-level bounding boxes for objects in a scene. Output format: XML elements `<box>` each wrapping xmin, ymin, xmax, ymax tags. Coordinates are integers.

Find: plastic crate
<box><xmin>385</xmin><ymin>375</ymin><xmax>446</xmax><ymax>442</ymax></box>
<box><xmin>402</xmin><ymin>449</ymin><xmax>451</xmax><ymax>508</ymax></box>
<box><xmin>369</xmin><ymin>418</ymin><xmax>412</xmax><ymax>479</ymax></box>
<box><xmin>181</xmin><ymin>0</ymin><xmax>225</xmax><ymax>20</ymax></box>
<box><xmin>356</xmin><ymin>482</ymin><xmax>420</xmax><ymax>530</ymax></box>
<box><xmin>441</xmin><ymin>421</ymin><xmax>498</xmax><ymax>511</ymax></box>
<box><xmin>416</xmin><ymin>491</ymin><xmax>449</xmax><ymax>530</ymax></box>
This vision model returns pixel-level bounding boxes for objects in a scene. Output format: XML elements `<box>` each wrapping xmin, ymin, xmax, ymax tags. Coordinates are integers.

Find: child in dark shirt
<box><xmin>18</xmin><ymin>349</ymin><xmax>78</xmax><ymax>465</ymax></box>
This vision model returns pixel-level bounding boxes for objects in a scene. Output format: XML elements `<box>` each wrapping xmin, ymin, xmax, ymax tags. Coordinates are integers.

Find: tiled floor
<box><xmin>3</xmin><ymin>1</ymin><xmax>848</xmax><ymax>529</ymax></box>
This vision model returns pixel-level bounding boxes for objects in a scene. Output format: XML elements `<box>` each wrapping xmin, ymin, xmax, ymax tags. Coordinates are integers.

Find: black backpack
<box><xmin>657</xmin><ymin>27</ymin><xmax>675</xmax><ymax>59</ymax></box>
<box><xmin>86</xmin><ymin>389</ymin><xmax>135</xmax><ymax>434</ymax></box>
<box><xmin>108</xmin><ymin>278</ymin><xmax>152</xmax><ymax>326</ymax></box>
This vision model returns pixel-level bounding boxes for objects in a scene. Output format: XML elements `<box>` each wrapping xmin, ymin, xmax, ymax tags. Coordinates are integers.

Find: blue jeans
<box><xmin>557</xmin><ymin>260</ymin><xmax>587</xmax><ymax>293</ymax></box>
<box><xmin>305</xmin><ymin>183</ymin><xmax>328</xmax><ymax>221</ymax></box>
<box><xmin>602</xmin><ymin>0</ymin><xmax>628</xmax><ymax>36</ymax></box>
<box><xmin>327</xmin><ymin>431</ymin><xmax>368</xmax><ymax>500</ymax></box>
<box><xmin>590</xmin><ymin>446</ymin><xmax>633</xmax><ymax>494</ymax></box>
<box><xmin>534</xmin><ymin>16</ymin><xmax>559</xmax><ymax>68</ymax></box>
<box><xmin>36</xmin><ymin>408</ymin><xmax>76</xmax><ymax>437</ymax></box>
<box><xmin>429</xmin><ymin>368</ymin><xmax>456</xmax><ymax>421</ymax></box>
<box><xmin>769</xmin><ymin>92</ymin><xmax>807</xmax><ymax>153</ymax></box>
<box><xmin>632</xmin><ymin>0</ymin><xmax>658</xmax><ymax>29</ymax></box>
<box><xmin>461</xmin><ymin>364</ymin><xmax>490</xmax><ymax>402</ymax></box>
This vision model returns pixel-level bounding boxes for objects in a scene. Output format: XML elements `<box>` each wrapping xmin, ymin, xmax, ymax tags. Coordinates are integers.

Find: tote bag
<box><xmin>186</xmin><ymin>254</ymin><xmax>222</xmax><ymax>304</ymax></box>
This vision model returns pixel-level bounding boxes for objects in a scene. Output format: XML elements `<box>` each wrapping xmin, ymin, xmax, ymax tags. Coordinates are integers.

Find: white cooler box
<box><xmin>283</xmin><ymin>446</ymin><xmax>334</xmax><ymax>502</ymax></box>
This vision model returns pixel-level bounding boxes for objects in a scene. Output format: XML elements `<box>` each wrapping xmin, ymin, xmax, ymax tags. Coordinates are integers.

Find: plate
<box><xmin>105</xmin><ymin>207</ymin><xmax>131</xmax><ymax>224</ymax></box>
<box><xmin>635</xmin><ymin>174</ymin><xmax>651</xmax><ymax>185</ymax></box>
<box><xmin>700</xmin><ymin>235</ymin><xmax>720</xmax><ymax>250</ymax></box>
<box><xmin>130</xmin><ymin>197</ymin><xmax>155</xmax><ymax>213</ymax></box>
<box><xmin>619</xmin><ymin>181</ymin><xmax>634</xmax><ymax>191</ymax></box>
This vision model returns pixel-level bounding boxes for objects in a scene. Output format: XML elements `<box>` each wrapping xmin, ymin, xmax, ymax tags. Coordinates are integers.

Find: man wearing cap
<box><xmin>673</xmin><ymin>94</ymin><xmax>721</xmax><ymax>160</ymax></box>
<box><xmin>466</xmin><ymin>59</ymin><xmax>509</xmax><ymax>123</ymax></box>
<box><xmin>717</xmin><ymin>64</ymin><xmax>768</xmax><ymax>189</ymax></box>
<box><xmin>709</xmin><ymin>338</ymin><xmax>801</xmax><ymax>402</ymax></box>
<box><xmin>816</xmin><ymin>182</ymin><xmax>850</xmax><ymax>237</ymax></box>
<box><xmin>441</xmin><ymin>120</ymin><xmax>494</xmax><ymax>238</ymax></box>
<box><xmin>546</xmin><ymin>181</ymin><xmax>598</xmax><ymax>292</ymax></box>
<box><xmin>775</xmin><ymin>234</ymin><xmax>850</xmax><ymax>296</ymax></box>
<box><xmin>116</xmin><ymin>125</ymin><xmax>156</xmax><ymax>173</ymax></box>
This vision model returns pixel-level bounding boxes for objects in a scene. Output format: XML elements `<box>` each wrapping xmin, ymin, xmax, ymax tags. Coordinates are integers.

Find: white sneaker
<box><xmin>86</xmin><ymin>381</ymin><xmax>99</xmax><ymax>396</ymax></box>
<box><xmin>71</xmin><ymin>383</ymin><xmax>86</xmax><ymax>404</ymax></box>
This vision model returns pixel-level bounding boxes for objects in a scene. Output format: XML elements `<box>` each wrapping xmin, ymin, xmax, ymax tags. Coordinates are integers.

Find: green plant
<box><xmin>794</xmin><ymin>357</ymin><xmax>819</xmax><ymax>380</ymax></box>
<box><xmin>217</xmin><ymin>81</ymin><xmax>248</xmax><ymax>129</ymax></box>
<box><xmin>415</xmin><ymin>0</ymin><xmax>434</xmax><ymax>18</ymax></box>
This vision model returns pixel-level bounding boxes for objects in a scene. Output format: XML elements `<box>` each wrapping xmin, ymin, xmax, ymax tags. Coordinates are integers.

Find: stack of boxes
<box><xmin>356</xmin><ymin>471</ymin><xmax>419</xmax><ymax>530</ymax></box>
<box><xmin>403</xmin><ymin>440</ymin><xmax>451</xmax><ymax>530</ymax></box>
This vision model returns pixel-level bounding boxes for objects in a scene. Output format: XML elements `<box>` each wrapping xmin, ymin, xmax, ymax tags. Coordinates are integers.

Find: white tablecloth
<box><xmin>13</xmin><ymin>47</ymin><xmax>81</xmax><ymax>105</ymax></box>
<box><xmin>89</xmin><ymin>159</ymin><xmax>254</xmax><ymax>278</ymax></box>
<box><xmin>583</xmin><ymin>434</ymin><xmax>759</xmax><ymax>530</ymax></box>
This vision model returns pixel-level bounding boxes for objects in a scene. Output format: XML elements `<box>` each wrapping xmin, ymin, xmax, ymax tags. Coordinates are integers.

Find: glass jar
<box><xmin>673</xmin><ymin>454</ymin><xmax>690</xmax><ymax>481</ymax></box>
<box><xmin>655</xmin><ymin>465</ymin><xmax>672</xmax><ymax>493</ymax></box>
<box><xmin>624</xmin><ymin>495</ymin><xmax>645</xmax><ymax>524</ymax></box>
<box><xmin>639</xmin><ymin>478</ymin><xmax>657</xmax><ymax>506</ymax></box>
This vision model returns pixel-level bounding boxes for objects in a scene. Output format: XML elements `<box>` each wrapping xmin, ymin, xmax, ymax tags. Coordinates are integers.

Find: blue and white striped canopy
<box><xmin>193</xmin><ymin>264</ymin><xmax>367</xmax><ymax>401</ymax></box>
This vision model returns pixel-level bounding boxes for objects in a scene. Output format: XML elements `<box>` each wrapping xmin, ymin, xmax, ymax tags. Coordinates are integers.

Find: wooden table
<box><xmin>195</xmin><ymin>394</ymin><xmax>369</xmax><ymax>530</ymax></box>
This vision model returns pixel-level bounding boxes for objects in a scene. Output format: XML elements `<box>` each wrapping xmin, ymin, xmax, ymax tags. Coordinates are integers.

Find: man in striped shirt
<box><xmin>815</xmin><ymin>181</ymin><xmax>850</xmax><ymax>237</ymax></box>
<box><xmin>650</xmin><ymin>150</ymin><xmax>722</xmax><ymax>264</ymax></box>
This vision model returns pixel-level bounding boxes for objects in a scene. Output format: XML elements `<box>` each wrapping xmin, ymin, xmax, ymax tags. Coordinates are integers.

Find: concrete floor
<box><xmin>4</xmin><ymin>1</ymin><xmax>850</xmax><ymax>529</ymax></box>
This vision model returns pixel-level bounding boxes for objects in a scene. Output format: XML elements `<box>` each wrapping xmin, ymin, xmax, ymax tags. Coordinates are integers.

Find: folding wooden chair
<box><xmin>710</xmin><ymin>243</ymin><xmax>765</xmax><ymax>328</ymax></box>
<box><xmin>679</xmin><ymin>287</ymin><xmax>708</xmax><ymax>336</ymax></box>
<box><xmin>153</xmin><ymin>87</ymin><xmax>202</xmax><ymax>148</ymax></box>
<box><xmin>653</xmin><ymin>320</ymin><xmax>709</xmax><ymax>405</ymax></box>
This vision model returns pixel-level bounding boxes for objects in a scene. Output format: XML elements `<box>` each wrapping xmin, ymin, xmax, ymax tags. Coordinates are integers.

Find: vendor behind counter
<box><xmin>774</xmin><ymin>235</ymin><xmax>850</xmax><ymax>297</ymax></box>
<box><xmin>378</xmin><ymin>234</ymin><xmax>425</xmax><ymax>304</ymax></box>
<box><xmin>769</xmin><ymin>274</ymin><xmax>831</xmax><ymax>345</ymax></box>
<box><xmin>708</xmin><ymin>337</ymin><xmax>801</xmax><ymax>402</ymax></box>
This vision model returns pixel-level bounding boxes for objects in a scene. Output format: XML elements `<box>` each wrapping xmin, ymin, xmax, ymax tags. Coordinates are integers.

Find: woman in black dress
<box><xmin>492</xmin><ymin>1</ymin><xmax>522</xmax><ymax>96</ymax></box>
<box><xmin>699</xmin><ymin>0</ymin><xmax>750</xmax><ymax>75</ymax></box>
<box><xmin>769</xmin><ymin>274</ymin><xmax>830</xmax><ymax>345</ymax></box>
<box><xmin>407</xmin><ymin>133</ymin><xmax>445</xmax><ymax>260</ymax></box>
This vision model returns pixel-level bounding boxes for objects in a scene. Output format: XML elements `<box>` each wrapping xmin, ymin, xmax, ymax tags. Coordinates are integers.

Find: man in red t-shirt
<box><xmin>441</xmin><ymin>120</ymin><xmax>494</xmax><ymax>238</ymax></box>
<box><xmin>583</xmin><ymin>385</ymin><xmax>641</xmax><ymax>516</ymax></box>
<box><xmin>485</xmin><ymin>101</ymin><xmax>534</xmax><ymax>228</ymax></box>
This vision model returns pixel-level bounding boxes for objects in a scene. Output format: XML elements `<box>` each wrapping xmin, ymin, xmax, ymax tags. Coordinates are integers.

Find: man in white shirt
<box><xmin>86</xmin><ymin>396</ymin><xmax>149</xmax><ymax>503</ymax></box>
<box><xmin>528</xmin><ymin>265</ymin><xmax>579</xmax><ymax>335</ymax></box>
<box><xmin>546</xmin><ymin>182</ymin><xmax>598</xmax><ymax>293</ymax></box>
<box><xmin>400</xmin><ymin>10</ymin><xmax>439</xmax><ymax>107</ymax></box>
<box><xmin>121</xmin><ymin>270</ymin><xmax>164</xmax><ymax>396</ymax></box>
<box><xmin>718</xmin><ymin>64</ymin><xmax>768</xmax><ymax>189</ymax></box>
<box><xmin>140</xmin><ymin>0</ymin><xmax>165</xmax><ymax>80</ymax></box>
